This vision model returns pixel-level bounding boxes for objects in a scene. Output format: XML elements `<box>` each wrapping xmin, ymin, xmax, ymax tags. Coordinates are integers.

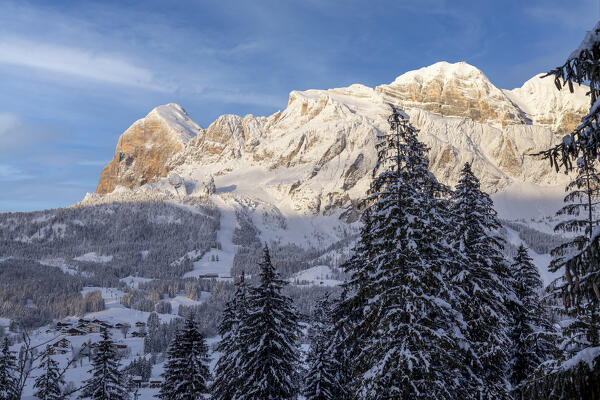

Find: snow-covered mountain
<box><xmin>83</xmin><ymin>61</ymin><xmax>588</xmax><ymax>273</ymax></box>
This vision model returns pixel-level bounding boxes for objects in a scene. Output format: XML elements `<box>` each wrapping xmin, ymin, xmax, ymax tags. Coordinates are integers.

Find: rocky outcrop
<box><xmin>376</xmin><ymin>62</ymin><xmax>525</xmax><ymax>127</ymax></box>
<box><xmin>503</xmin><ymin>74</ymin><xmax>589</xmax><ymax>135</ymax></box>
<box><xmin>96</xmin><ymin>104</ymin><xmax>200</xmax><ymax>194</ymax></box>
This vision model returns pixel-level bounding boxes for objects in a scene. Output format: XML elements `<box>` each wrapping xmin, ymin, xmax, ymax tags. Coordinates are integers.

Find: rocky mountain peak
<box><xmin>503</xmin><ymin>74</ymin><xmax>589</xmax><ymax>135</ymax></box>
<box><xmin>376</xmin><ymin>61</ymin><xmax>525</xmax><ymax>127</ymax></box>
<box><xmin>96</xmin><ymin>103</ymin><xmax>202</xmax><ymax>194</ymax></box>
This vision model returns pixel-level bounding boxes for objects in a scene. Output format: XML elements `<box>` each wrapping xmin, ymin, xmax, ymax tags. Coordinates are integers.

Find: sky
<box><xmin>0</xmin><ymin>0</ymin><xmax>597</xmax><ymax>212</ymax></box>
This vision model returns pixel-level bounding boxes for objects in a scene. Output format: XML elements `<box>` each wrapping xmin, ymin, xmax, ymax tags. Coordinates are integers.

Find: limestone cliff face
<box><xmin>376</xmin><ymin>62</ymin><xmax>525</xmax><ymax>127</ymax></box>
<box><xmin>96</xmin><ymin>104</ymin><xmax>201</xmax><ymax>194</ymax></box>
<box><xmin>503</xmin><ymin>74</ymin><xmax>589</xmax><ymax>135</ymax></box>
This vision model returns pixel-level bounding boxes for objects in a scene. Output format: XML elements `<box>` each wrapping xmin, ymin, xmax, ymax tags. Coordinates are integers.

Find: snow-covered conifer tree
<box><xmin>332</xmin><ymin>209</ymin><xmax>375</xmax><ymax>398</ymax></box>
<box><xmin>525</xmin><ymin>20</ymin><xmax>600</xmax><ymax>399</ymax></box>
<box><xmin>159</xmin><ymin>316</ymin><xmax>211</xmax><ymax>400</ymax></box>
<box><xmin>33</xmin><ymin>348</ymin><xmax>64</xmax><ymax>400</ymax></box>
<box><xmin>327</xmin><ymin>291</ymin><xmax>356</xmax><ymax>400</ymax></box>
<box><xmin>236</xmin><ymin>245</ymin><xmax>301</xmax><ymax>399</ymax></box>
<box><xmin>212</xmin><ymin>271</ymin><xmax>249</xmax><ymax>400</ymax></box>
<box><xmin>450</xmin><ymin>162</ymin><xmax>512</xmax><ymax>398</ymax></box>
<box><xmin>303</xmin><ymin>294</ymin><xmax>339</xmax><ymax>400</ymax></box>
<box><xmin>354</xmin><ymin>109</ymin><xmax>466</xmax><ymax>399</ymax></box>
<box><xmin>80</xmin><ymin>329</ymin><xmax>129</xmax><ymax>400</ymax></box>
<box><xmin>508</xmin><ymin>245</ymin><xmax>557</xmax><ymax>397</ymax></box>
<box><xmin>0</xmin><ymin>338</ymin><xmax>17</xmax><ymax>400</ymax></box>
<box><xmin>551</xmin><ymin>156</ymin><xmax>600</xmax><ymax>354</ymax></box>
<box><xmin>527</xmin><ymin>153</ymin><xmax>600</xmax><ymax>398</ymax></box>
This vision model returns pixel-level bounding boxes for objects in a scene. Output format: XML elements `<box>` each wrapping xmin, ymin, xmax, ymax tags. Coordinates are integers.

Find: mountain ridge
<box><xmin>92</xmin><ymin>61</ymin><xmax>587</xmax><ymax>221</ymax></box>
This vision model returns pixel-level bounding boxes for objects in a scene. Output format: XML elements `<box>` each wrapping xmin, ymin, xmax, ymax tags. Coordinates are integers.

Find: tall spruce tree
<box><xmin>0</xmin><ymin>338</ymin><xmax>17</xmax><ymax>400</ymax></box>
<box><xmin>80</xmin><ymin>328</ymin><xmax>129</xmax><ymax>400</ymax></box>
<box><xmin>333</xmin><ymin>209</ymin><xmax>375</xmax><ymax>399</ymax></box>
<box><xmin>159</xmin><ymin>316</ymin><xmax>211</xmax><ymax>400</ymax></box>
<box><xmin>327</xmin><ymin>291</ymin><xmax>355</xmax><ymax>400</ymax></box>
<box><xmin>33</xmin><ymin>348</ymin><xmax>64</xmax><ymax>400</ymax></box>
<box><xmin>550</xmin><ymin>155</ymin><xmax>600</xmax><ymax>352</ymax></box>
<box><xmin>303</xmin><ymin>294</ymin><xmax>339</xmax><ymax>400</ymax></box>
<box><xmin>527</xmin><ymin>154</ymin><xmax>600</xmax><ymax>398</ymax></box>
<box><xmin>526</xmin><ymin>20</ymin><xmax>600</xmax><ymax>399</ymax></box>
<box><xmin>354</xmin><ymin>109</ymin><xmax>466</xmax><ymax>399</ymax></box>
<box><xmin>236</xmin><ymin>245</ymin><xmax>301</xmax><ymax>400</ymax></box>
<box><xmin>450</xmin><ymin>162</ymin><xmax>512</xmax><ymax>399</ymax></box>
<box><xmin>508</xmin><ymin>245</ymin><xmax>557</xmax><ymax>397</ymax></box>
<box><xmin>212</xmin><ymin>271</ymin><xmax>249</xmax><ymax>400</ymax></box>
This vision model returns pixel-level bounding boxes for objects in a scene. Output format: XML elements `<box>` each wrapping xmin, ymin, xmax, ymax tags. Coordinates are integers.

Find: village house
<box><xmin>149</xmin><ymin>378</ymin><xmax>163</xmax><ymax>389</ymax></box>
<box><xmin>55</xmin><ymin>338</ymin><xmax>71</xmax><ymax>348</ymax></box>
<box><xmin>63</xmin><ymin>327</ymin><xmax>86</xmax><ymax>336</ymax></box>
<box><xmin>131</xmin><ymin>376</ymin><xmax>143</xmax><ymax>388</ymax></box>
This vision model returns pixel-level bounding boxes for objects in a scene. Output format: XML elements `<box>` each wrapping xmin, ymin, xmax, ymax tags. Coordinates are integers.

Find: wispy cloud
<box><xmin>0</xmin><ymin>164</ymin><xmax>33</xmax><ymax>181</ymax></box>
<box><xmin>0</xmin><ymin>38</ymin><xmax>166</xmax><ymax>91</ymax></box>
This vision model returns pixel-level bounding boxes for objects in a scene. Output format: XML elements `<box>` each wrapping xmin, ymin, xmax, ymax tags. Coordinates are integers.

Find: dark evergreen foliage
<box><xmin>80</xmin><ymin>329</ymin><xmax>129</xmax><ymax>400</ymax></box>
<box><xmin>0</xmin><ymin>338</ymin><xmax>17</xmax><ymax>400</ymax></box>
<box><xmin>159</xmin><ymin>316</ymin><xmax>211</xmax><ymax>400</ymax></box>
<box><xmin>236</xmin><ymin>245</ymin><xmax>301</xmax><ymax>399</ymax></box>
<box><xmin>33</xmin><ymin>348</ymin><xmax>64</xmax><ymax>400</ymax></box>
<box><xmin>450</xmin><ymin>162</ymin><xmax>513</xmax><ymax>398</ymax></box>
<box><xmin>212</xmin><ymin>271</ymin><xmax>250</xmax><ymax>400</ymax></box>
<box><xmin>508</xmin><ymin>245</ymin><xmax>557</xmax><ymax>396</ymax></box>
<box><xmin>123</xmin><ymin>357</ymin><xmax>153</xmax><ymax>382</ymax></box>
<box><xmin>352</xmin><ymin>110</ymin><xmax>467</xmax><ymax>399</ymax></box>
<box><xmin>525</xmin><ymin>21</ymin><xmax>600</xmax><ymax>397</ymax></box>
<box><xmin>303</xmin><ymin>294</ymin><xmax>340</xmax><ymax>400</ymax></box>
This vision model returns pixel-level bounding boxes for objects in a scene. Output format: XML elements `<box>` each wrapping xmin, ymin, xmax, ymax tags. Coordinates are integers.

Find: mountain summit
<box><xmin>92</xmin><ymin>62</ymin><xmax>587</xmax><ymax>216</ymax></box>
<box><xmin>97</xmin><ymin>103</ymin><xmax>201</xmax><ymax>194</ymax></box>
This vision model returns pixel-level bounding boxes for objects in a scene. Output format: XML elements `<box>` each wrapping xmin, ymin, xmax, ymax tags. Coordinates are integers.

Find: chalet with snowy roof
<box><xmin>131</xmin><ymin>376</ymin><xmax>143</xmax><ymax>388</ymax></box>
<box><xmin>135</xmin><ymin>321</ymin><xmax>145</xmax><ymax>327</ymax></box>
<box><xmin>131</xmin><ymin>331</ymin><xmax>147</xmax><ymax>338</ymax></box>
<box><xmin>85</xmin><ymin>323</ymin><xmax>102</xmax><ymax>333</ymax></box>
<box><xmin>63</xmin><ymin>327</ymin><xmax>86</xmax><ymax>336</ymax></box>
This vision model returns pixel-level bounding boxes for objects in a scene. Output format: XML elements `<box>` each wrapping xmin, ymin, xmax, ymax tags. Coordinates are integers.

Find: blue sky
<box><xmin>0</xmin><ymin>0</ymin><xmax>596</xmax><ymax>211</ymax></box>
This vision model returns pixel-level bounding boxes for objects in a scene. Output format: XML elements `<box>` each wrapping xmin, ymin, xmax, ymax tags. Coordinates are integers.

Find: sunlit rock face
<box><xmin>376</xmin><ymin>61</ymin><xmax>526</xmax><ymax>127</ymax></box>
<box><xmin>96</xmin><ymin>104</ymin><xmax>201</xmax><ymax>194</ymax></box>
<box><xmin>93</xmin><ymin>62</ymin><xmax>587</xmax><ymax>215</ymax></box>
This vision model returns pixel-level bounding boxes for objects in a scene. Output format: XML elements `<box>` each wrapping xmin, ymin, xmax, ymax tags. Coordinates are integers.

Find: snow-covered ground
<box><xmin>15</xmin><ymin>284</ymin><xmax>213</xmax><ymax>399</ymax></box>
<box><xmin>80</xmin><ymin>287</ymin><xmax>208</xmax><ymax>326</ymax></box>
<box><xmin>39</xmin><ymin>258</ymin><xmax>81</xmax><ymax>276</ymax></box>
<box><xmin>120</xmin><ymin>276</ymin><xmax>154</xmax><ymax>289</ymax></box>
<box><xmin>290</xmin><ymin>265</ymin><xmax>342</xmax><ymax>287</ymax></box>
<box><xmin>184</xmin><ymin>196</ymin><xmax>238</xmax><ymax>279</ymax></box>
<box><xmin>74</xmin><ymin>252</ymin><xmax>113</xmax><ymax>263</ymax></box>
